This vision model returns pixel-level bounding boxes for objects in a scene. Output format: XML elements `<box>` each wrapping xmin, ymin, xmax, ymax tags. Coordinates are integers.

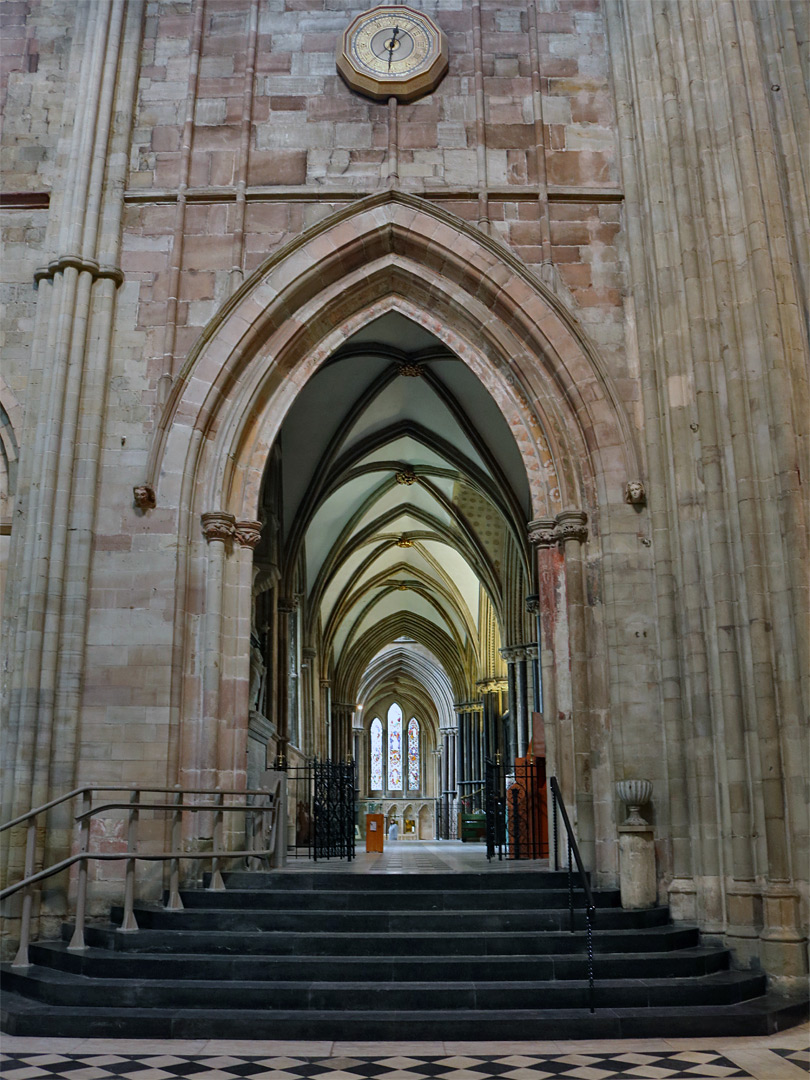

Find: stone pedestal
<box><xmin>760</xmin><ymin>884</ymin><xmax>809</xmax><ymax>980</ymax></box>
<box><xmin>618</xmin><ymin>824</ymin><xmax>656</xmax><ymax>909</ymax></box>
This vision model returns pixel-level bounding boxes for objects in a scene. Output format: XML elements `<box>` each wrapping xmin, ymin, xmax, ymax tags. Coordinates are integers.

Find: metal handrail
<box><xmin>549</xmin><ymin>775</ymin><xmax>596</xmax><ymax>1013</ymax></box>
<box><xmin>0</xmin><ymin>784</ymin><xmax>282</xmax><ymax>970</ymax></box>
<box><xmin>0</xmin><ymin>785</ymin><xmax>274</xmax><ymax>833</ymax></box>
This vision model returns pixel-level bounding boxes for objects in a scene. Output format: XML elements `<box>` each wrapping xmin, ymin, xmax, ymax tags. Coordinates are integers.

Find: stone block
<box><xmin>618</xmin><ymin>825</ymin><xmax>657</xmax><ymax>909</ymax></box>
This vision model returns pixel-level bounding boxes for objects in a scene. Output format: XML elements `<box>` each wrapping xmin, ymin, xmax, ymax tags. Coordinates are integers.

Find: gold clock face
<box><xmin>337</xmin><ymin>6</ymin><xmax>448</xmax><ymax>103</ymax></box>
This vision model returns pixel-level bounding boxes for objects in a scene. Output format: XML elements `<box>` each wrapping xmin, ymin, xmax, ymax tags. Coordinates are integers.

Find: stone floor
<box><xmin>282</xmin><ymin>840</ymin><xmax>542</xmax><ymax>873</ymax></box>
<box><xmin>1</xmin><ymin>1031</ymin><xmax>807</xmax><ymax>1080</ymax></box>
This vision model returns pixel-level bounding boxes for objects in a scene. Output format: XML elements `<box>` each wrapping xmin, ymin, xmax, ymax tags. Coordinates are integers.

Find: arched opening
<box><xmin>154</xmin><ymin>193</ymin><xmax>634</xmax><ymax>877</ymax></box>
<box><xmin>247</xmin><ymin>310</ymin><xmax>541</xmax><ymax>844</ymax></box>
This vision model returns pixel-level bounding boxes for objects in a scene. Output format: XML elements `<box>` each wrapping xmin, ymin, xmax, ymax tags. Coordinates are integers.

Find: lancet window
<box><xmin>387</xmin><ymin>703</ymin><xmax>402</xmax><ymax>789</ymax></box>
<box><xmin>408</xmin><ymin>717</ymin><xmax>419</xmax><ymax>789</ymax></box>
<box><xmin>370</xmin><ymin>718</ymin><xmax>383</xmax><ymax>790</ymax></box>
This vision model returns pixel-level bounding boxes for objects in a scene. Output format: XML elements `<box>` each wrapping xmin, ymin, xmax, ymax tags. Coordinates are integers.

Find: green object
<box><xmin>459</xmin><ymin>812</ymin><xmax>486</xmax><ymax>842</ymax></box>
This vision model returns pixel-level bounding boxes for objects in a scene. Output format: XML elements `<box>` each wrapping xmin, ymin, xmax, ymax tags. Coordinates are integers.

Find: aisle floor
<box><xmin>2</xmin><ymin>1028</ymin><xmax>807</xmax><ymax>1080</ymax></box>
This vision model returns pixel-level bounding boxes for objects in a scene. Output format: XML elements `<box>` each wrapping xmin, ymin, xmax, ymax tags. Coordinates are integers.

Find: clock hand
<box><xmin>387</xmin><ymin>25</ymin><xmax>400</xmax><ymax>70</ymax></box>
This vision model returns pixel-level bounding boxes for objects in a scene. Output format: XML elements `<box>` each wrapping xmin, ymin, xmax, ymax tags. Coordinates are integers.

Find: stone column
<box><xmin>529</xmin><ymin>512</ymin><xmax>594</xmax><ymax>863</ymax></box>
<box><xmin>605</xmin><ymin>0</ymin><xmax>809</xmax><ymax>973</ymax></box>
<box><xmin>1</xmin><ymin>2</ymin><xmax>144</xmax><ymax>912</ymax></box>
<box><xmin>501</xmin><ymin>648</ymin><xmax>518</xmax><ymax>765</ymax></box>
<box><xmin>301</xmin><ymin>647</ymin><xmax>316</xmax><ymax>754</ymax></box>
<box><xmin>319</xmin><ymin>679</ymin><xmax>331</xmax><ymax>760</ymax></box>
<box><xmin>228</xmin><ymin>520</ymin><xmax>262</xmax><ymax>790</ymax></box>
<box><xmin>515</xmin><ymin>649</ymin><xmax>529</xmax><ymax>760</ymax></box>
<box><xmin>197</xmin><ymin>512</ymin><xmax>235</xmax><ymax>795</ymax></box>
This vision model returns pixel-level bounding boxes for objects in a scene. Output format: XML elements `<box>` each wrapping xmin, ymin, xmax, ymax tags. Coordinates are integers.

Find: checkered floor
<box><xmin>0</xmin><ymin>1051</ymin><xmax>760</xmax><ymax>1079</ymax></box>
<box><xmin>772</xmin><ymin>1046</ymin><xmax>810</xmax><ymax>1068</ymax></box>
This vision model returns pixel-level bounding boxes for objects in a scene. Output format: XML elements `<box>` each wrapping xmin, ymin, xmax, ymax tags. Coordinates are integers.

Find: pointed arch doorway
<box><xmin>150</xmin><ymin>191</ymin><xmax>636</xmax><ymax>878</ymax></box>
<box><xmin>252</xmin><ymin>309</ymin><xmax>539</xmax><ymax>851</ymax></box>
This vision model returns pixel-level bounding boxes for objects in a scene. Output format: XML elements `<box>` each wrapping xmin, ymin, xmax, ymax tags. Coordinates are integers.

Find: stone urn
<box><xmin>616</xmin><ymin>779</ymin><xmax>652</xmax><ymax>825</ymax></box>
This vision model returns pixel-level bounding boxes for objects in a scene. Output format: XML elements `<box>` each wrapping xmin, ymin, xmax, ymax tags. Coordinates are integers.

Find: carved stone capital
<box><xmin>556</xmin><ymin>510</ymin><xmax>588</xmax><ymax>545</ymax></box>
<box><xmin>500</xmin><ymin>646</ymin><xmax>528</xmax><ymax>663</ymax></box>
<box><xmin>527</xmin><ymin>518</ymin><xmax>558</xmax><ymax>548</ymax></box>
<box><xmin>234</xmin><ymin>519</ymin><xmax>262</xmax><ymax>549</ymax></box>
<box><xmin>525</xmin><ymin>593</ymin><xmax>539</xmax><ymax>614</ymax></box>
<box><xmin>133</xmin><ymin>484</ymin><xmax>156</xmax><ymax>511</ymax></box>
<box><xmin>477</xmin><ymin>677</ymin><xmax>508</xmax><ymax>694</ymax></box>
<box><xmin>201</xmin><ymin>510</ymin><xmax>236</xmax><ymax>543</ymax></box>
<box><xmin>529</xmin><ymin>511</ymin><xmax>588</xmax><ymax>547</ymax></box>
<box><xmin>34</xmin><ymin>252</ymin><xmax>124</xmax><ymax>289</ymax></box>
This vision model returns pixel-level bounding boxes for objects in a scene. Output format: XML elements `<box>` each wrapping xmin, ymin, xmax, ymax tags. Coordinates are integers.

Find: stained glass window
<box><xmin>387</xmin><ymin>703</ymin><xmax>402</xmax><ymax>790</ymax></box>
<box><xmin>408</xmin><ymin>717</ymin><xmax>419</xmax><ymax>789</ymax></box>
<box><xmin>370</xmin><ymin>718</ymin><xmax>383</xmax><ymax>790</ymax></box>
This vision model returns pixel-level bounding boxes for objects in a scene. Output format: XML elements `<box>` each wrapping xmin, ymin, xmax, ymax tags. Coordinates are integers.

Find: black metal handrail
<box><xmin>550</xmin><ymin>775</ymin><xmax>596</xmax><ymax>1013</ymax></box>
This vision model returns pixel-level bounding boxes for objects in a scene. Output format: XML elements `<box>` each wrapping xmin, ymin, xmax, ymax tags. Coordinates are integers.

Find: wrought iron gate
<box><xmin>287</xmin><ymin>759</ymin><xmax>356</xmax><ymax>861</ymax></box>
<box><xmin>485</xmin><ymin>756</ymin><xmax>548</xmax><ymax>860</ymax></box>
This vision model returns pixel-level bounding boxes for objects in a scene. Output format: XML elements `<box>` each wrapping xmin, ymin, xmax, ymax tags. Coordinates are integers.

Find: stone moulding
<box><xmin>143</xmin><ymin>189</ymin><xmax>639</xmax><ymax>509</ymax></box>
<box><xmin>33</xmin><ymin>253</ymin><xmax>124</xmax><ymax>289</ymax></box>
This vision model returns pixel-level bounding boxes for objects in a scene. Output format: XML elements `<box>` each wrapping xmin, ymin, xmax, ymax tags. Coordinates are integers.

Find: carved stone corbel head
<box><xmin>133</xmin><ymin>484</ymin><xmax>156</xmax><ymax>511</ymax></box>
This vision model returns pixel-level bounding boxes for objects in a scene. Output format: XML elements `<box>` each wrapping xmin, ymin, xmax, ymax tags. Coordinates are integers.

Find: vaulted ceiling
<box><xmin>265</xmin><ymin>312</ymin><xmax>533</xmax><ymax>713</ymax></box>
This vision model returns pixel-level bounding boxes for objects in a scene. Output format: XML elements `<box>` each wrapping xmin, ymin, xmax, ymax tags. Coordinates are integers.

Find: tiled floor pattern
<box><xmin>1</xmin><ymin>1034</ymin><xmax>807</xmax><ymax>1080</ymax></box>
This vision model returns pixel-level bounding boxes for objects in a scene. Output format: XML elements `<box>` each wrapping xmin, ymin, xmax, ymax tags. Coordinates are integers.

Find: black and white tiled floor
<box><xmin>2</xmin><ymin>1034</ymin><xmax>807</xmax><ymax>1080</ymax></box>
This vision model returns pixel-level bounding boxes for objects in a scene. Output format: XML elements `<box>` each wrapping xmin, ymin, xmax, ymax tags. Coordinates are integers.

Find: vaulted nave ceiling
<box><xmin>265</xmin><ymin>313</ymin><xmax>534</xmax><ymax>707</ymax></box>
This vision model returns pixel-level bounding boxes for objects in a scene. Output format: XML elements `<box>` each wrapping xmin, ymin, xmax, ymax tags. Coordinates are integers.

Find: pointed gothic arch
<box><xmin>149</xmin><ymin>191</ymin><xmax>638</xmax><ymax>876</ymax></box>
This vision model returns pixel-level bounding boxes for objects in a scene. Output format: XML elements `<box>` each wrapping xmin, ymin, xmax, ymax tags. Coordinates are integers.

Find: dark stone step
<box><xmin>105</xmin><ymin>904</ymin><xmax>668</xmax><ymax>936</ymax></box>
<box><xmin>220</xmin><ymin>870</ymin><xmax>582</xmax><ymax>892</ymax></box>
<box><xmin>28</xmin><ymin>941</ymin><xmax>730</xmax><ymax>982</ymax></box>
<box><xmin>179</xmin><ymin>887</ymin><xmax>621</xmax><ymax>911</ymax></box>
<box><xmin>76</xmin><ymin>920</ymin><xmax>695</xmax><ymax>956</ymax></box>
<box><xmin>1</xmin><ymin>964</ymin><xmax>768</xmax><ymax>1011</ymax></box>
<box><xmin>3</xmin><ymin>990</ymin><xmax>807</xmax><ymax>1041</ymax></box>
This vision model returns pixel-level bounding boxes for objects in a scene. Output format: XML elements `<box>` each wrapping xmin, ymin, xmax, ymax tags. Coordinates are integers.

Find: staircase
<box><xmin>1</xmin><ymin>869</ymin><xmax>806</xmax><ymax>1039</ymax></box>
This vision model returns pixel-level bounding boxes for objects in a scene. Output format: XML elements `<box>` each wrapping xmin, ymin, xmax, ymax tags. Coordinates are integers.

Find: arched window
<box><xmin>370</xmin><ymin>718</ymin><xmax>383</xmax><ymax>790</ymax></box>
<box><xmin>408</xmin><ymin>717</ymin><xmax>419</xmax><ymax>789</ymax></box>
<box><xmin>387</xmin><ymin>703</ymin><xmax>402</xmax><ymax>790</ymax></box>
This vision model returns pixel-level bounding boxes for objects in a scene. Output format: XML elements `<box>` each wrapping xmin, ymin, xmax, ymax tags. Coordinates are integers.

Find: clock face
<box><xmin>337</xmin><ymin>6</ymin><xmax>448</xmax><ymax>103</ymax></box>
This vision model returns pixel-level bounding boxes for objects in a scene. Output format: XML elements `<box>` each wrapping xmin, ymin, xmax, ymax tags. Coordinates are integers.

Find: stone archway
<box><xmin>148</xmin><ymin>191</ymin><xmax>640</xmax><ymax>880</ymax></box>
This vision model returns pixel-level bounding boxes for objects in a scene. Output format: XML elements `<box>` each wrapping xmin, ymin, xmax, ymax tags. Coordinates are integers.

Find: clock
<box><xmin>336</xmin><ymin>6</ymin><xmax>448</xmax><ymax>103</ymax></box>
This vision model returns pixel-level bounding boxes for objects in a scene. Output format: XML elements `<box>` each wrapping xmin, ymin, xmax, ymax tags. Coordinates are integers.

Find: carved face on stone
<box><xmin>625</xmin><ymin>481</ymin><xmax>646</xmax><ymax>504</ymax></box>
<box><xmin>133</xmin><ymin>484</ymin><xmax>156</xmax><ymax>510</ymax></box>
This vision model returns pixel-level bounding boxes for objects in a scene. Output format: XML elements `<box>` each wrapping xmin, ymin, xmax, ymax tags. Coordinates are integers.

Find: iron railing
<box><xmin>286</xmin><ymin>759</ymin><xmax>356</xmax><ymax>860</ymax></box>
<box><xmin>0</xmin><ymin>783</ymin><xmax>283</xmax><ymax>968</ymax></box>
<box><xmin>550</xmin><ymin>775</ymin><xmax>596</xmax><ymax>1012</ymax></box>
<box><xmin>484</xmin><ymin>757</ymin><xmax>548</xmax><ymax>860</ymax></box>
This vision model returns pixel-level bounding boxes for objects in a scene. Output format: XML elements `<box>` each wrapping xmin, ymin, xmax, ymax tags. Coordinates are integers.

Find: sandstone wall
<box><xmin>0</xmin><ymin>0</ymin><xmax>806</xmax><ymax>977</ymax></box>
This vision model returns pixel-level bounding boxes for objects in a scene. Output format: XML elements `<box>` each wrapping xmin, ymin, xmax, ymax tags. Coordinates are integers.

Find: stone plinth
<box><xmin>618</xmin><ymin>823</ymin><xmax>656</xmax><ymax>910</ymax></box>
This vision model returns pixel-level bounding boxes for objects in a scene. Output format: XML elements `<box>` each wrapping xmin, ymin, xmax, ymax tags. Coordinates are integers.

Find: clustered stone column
<box><xmin>528</xmin><ymin>511</ymin><xmax>593</xmax><ymax>863</ymax></box>
<box><xmin>438</xmin><ymin>724</ymin><xmax>457</xmax><ymax>838</ymax></box>
<box><xmin>454</xmin><ymin>701</ymin><xmax>484</xmax><ymax>813</ymax></box>
<box><xmin>500</xmin><ymin>646</ymin><xmax>532</xmax><ymax>760</ymax></box>
<box><xmin>0</xmin><ymin>0</ymin><xmax>143</xmax><ymax>910</ymax></box>
<box><xmin>606</xmin><ymin>0</ymin><xmax>808</xmax><ymax>977</ymax></box>
<box><xmin>330</xmin><ymin>703</ymin><xmax>354</xmax><ymax>762</ymax></box>
<box><xmin>192</xmin><ymin>513</ymin><xmax>262</xmax><ymax>799</ymax></box>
